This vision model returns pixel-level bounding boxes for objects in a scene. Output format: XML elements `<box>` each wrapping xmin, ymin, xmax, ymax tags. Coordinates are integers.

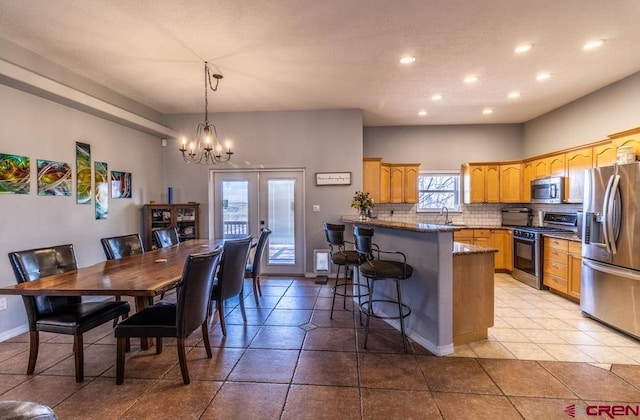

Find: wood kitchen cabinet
<box><xmin>543</xmin><ymin>237</ymin><xmax>569</xmax><ymax>295</ymax></box>
<box><xmin>592</xmin><ymin>142</ymin><xmax>617</xmax><ymax>167</ymax></box>
<box><xmin>363</xmin><ymin>159</ymin><xmax>419</xmax><ymax>204</ymax></box>
<box><xmin>463</xmin><ymin>163</ymin><xmax>499</xmax><ymax>204</ymax></box>
<box><xmin>389</xmin><ymin>164</ymin><xmax>404</xmax><ymax>203</ymax></box>
<box><xmin>499</xmin><ymin>163</ymin><xmax>522</xmax><ymax>203</ymax></box>
<box><xmin>363</xmin><ymin>157</ymin><xmax>383</xmax><ymax>203</ymax></box>
<box><xmin>380</xmin><ymin>163</ymin><xmax>390</xmax><ymax>203</ymax></box>
<box><xmin>491</xmin><ymin>229</ymin><xmax>513</xmax><ymax>272</ymax></box>
<box><xmin>533</xmin><ymin>154</ymin><xmax>565</xmax><ymax>179</ymax></box>
<box><xmin>454</xmin><ymin>228</ymin><xmax>512</xmax><ymax>272</ymax></box>
<box><xmin>568</xmin><ymin>241</ymin><xmax>582</xmax><ymax>300</ymax></box>
<box><xmin>543</xmin><ymin>236</ymin><xmax>581</xmax><ymax>301</ymax></box>
<box><xmin>565</xmin><ymin>147</ymin><xmax>593</xmax><ymax>203</ymax></box>
<box><xmin>403</xmin><ymin>164</ymin><xmax>420</xmax><ymax>203</ymax></box>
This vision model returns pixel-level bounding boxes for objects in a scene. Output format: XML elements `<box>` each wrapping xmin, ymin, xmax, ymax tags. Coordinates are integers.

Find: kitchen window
<box><xmin>417</xmin><ymin>171</ymin><xmax>461</xmax><ymax>212</ymax></box>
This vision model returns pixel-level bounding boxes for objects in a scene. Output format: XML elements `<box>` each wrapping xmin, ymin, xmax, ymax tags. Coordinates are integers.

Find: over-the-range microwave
<box><xmin>530</xmin><ymin>177</ymin><xmax>565</xmax><ymax>204</ymax></box>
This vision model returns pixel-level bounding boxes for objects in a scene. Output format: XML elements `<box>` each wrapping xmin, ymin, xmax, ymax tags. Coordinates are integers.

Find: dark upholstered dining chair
<box><xmin>8</xmin><ymin>244</ymin><xmax>131</xmax><ymax>382</ymax></box>
<box><xmin>245</xmin><ymin>228</ymin><xmax>271</xmax><ymax>304</ymax></box>
<box><xmin>152</xmin><ymin>227</ymin><xmax>180</xmax><ymax>249</ymax></box>
<box><xmin>100</xmin><ymin>233</ymin><xmax>145</xmax><ymax>324</ymax></box>
<box><xmin>100</xmin><ymin>233</ymin><xmax>144</xmax><ymax>260</ymax></box>
<box><xmin>211</xmin><ymin>236</ymin><xmax>252</xmax><ymax>335</ymax></box>
<box><xmin>115</xmin><ymin>247</ymin><xmax>223</xmax><ymax>385</ymax></box>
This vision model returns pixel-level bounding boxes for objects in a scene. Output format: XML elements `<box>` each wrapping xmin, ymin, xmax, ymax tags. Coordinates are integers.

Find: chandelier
<box><xmin>179</xmin><ymin>62</ymin><xmax>233</xmax><ymax>165</ymax></box>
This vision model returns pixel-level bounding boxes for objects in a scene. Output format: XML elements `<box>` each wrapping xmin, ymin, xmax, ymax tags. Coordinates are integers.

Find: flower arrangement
<box><xmin>351</xmin><ymin>190</ymin><xmax>374</xmax><ymax>218</ymax></box>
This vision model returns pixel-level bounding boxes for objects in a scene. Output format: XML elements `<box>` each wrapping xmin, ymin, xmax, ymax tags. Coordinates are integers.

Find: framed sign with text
<box><xmin>315</xmin><ymin>172</ymin><xmax>352</xmax><ymax>186</ymax></box>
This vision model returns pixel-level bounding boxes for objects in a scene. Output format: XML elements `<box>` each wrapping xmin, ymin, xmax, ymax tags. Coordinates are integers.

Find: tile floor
<box><xmin>0</xmin><ymin>275</ymin><xmax>639</xmax><ymax>419</ymax></box>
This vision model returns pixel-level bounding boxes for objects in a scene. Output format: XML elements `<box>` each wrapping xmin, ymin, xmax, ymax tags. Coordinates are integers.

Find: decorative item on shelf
<box><xmin>351</xmin><ymin>190</ymin><xmax>374</xmax><ymax>220</ymax></box>
<box><xmin>178</xmin><ymin>61</ymin><xmax>234</xmax><ymax>165</ymax></box>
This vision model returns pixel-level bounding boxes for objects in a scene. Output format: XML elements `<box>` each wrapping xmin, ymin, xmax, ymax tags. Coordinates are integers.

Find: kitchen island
<box><xmin>342</xmin><ymin>217</ymin><xmax>496</xmax><ymax>355</ymax></box>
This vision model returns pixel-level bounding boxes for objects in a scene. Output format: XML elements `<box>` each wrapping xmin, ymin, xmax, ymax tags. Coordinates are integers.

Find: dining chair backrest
<box><xmin>153</xmin><ymin>227</ymin><xmax>180</xmax><ymax>248</ymax></box>
<box><xmin>100</xmin><ymin>234</ymin><xmax>144</xmax><ymax>260</ymax></box>
<box><xmin>8</xmin><ymin>244</ymin><xmax>80</xmax><ymax>323</ymax></box>
<box><xmin>176</xmin><ymin>247</ymin><xmax>223</xmax><ymax>337</ymax></box>
<box><xmin>217</xmin><ymin>236</ymin><xmax>253</xmax><ymax>300</ymax></box>
<box><xmin>250</xmin><ymin>228</ymin><xmax>271</xmax><ymax>278</ymax></box>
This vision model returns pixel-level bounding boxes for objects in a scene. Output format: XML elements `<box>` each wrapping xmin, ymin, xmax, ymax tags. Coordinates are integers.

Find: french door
<box><xmin>210</xmin><ymin>169</ymin><xmax>305</xmax><ymax>275</ymax></box>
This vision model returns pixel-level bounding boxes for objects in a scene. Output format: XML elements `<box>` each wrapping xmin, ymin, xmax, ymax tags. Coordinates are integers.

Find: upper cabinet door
<box><xmin>403</xmin><ymin>165</ymin><xmax>419</xmax><ymax>204</ymax></box>
<box><xmin>609</xmin><ymin>127</ymin><xmax>640</xmax><ymax>162</ymax></box>
<box><xmin>485</xmin><ymin>165</ymin><xmax>500</xmax><ymax>203</ymax></box>
<box><xmin>499</xmin><ymin>163</ymin><xmax>522</xmax><ymax>203</ymax></box>
<box><xmin>363</xmin><ymin>158</ymin><xmax>382</xmax><ymax>203</ymax></box>
<box><xmin>548</xmin><ymin>154</ymin><xmax>566</xmax><ymax>177</ymax></box>
<box><xmin>379</xmin><ymin>163</ymin><xmax>391</xmax><ymax>203</ymax></box>
<box><xmin>389</xmin><ymin>165</ymin><xmax>405</xmax><ymax>203</ymax></box>
<box><xmin>592</xmin><ymin>143</ymin><xmax>616</xmax><ymax>167</ymax></box>
<box><xmin>565</xmin><ymin>148</ymin><xmax>592</xmax><ymax>203</ymax></box>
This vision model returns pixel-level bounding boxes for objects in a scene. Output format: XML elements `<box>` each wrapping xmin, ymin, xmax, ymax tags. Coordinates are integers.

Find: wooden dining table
<box><xmin>0</xmin><ymin>239</ymin><xmax>224</xmax><ymax>349</ymax></box>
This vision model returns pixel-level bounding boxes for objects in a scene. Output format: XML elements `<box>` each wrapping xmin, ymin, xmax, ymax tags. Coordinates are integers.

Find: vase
<box><xmin>359</xmin><ymin>209</ymin><xmax>367</xmax><ymax>221</ymax></box>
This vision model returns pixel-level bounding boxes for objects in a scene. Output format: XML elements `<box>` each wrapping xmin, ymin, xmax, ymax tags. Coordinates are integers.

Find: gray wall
<box><xmin>524</xmin><ymin>72</ymin><xmax>640</xmax><ymax>155</ymax></box>
<box><xmin>363</xmin><ymin>124</ymin><xmax>524</xmax><ymax>167</ymax></box>
<box><xmin>0</xmin><ymin>84</ymin><xmax>164</xmax><ymax>336</ymax></box>
<box><xmin>162</xmin><ymin>109</ymin><xmax>364</xmax><ymax>274</ymax></box>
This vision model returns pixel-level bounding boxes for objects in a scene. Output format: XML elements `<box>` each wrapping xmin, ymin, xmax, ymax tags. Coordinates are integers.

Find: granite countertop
<box><xmin>542</xmin><ymin>232</ymin><xmax>581</xmax><ymax>242</ymax></box>
<box><xmin>341</xmin><ymin>216</ymin><xmax>460</xmax><ymax>233</ymax></box>
<box><xmin>453</xmin><ymin>242</ymin><xmax>498</xmax><ymax>256</ymax></box>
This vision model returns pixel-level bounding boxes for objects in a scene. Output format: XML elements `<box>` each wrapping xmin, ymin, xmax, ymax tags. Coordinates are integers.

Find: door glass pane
<box><xmin>268</xmin><ymin>179</ymin><xmax>295</xmax><ymax>265</ymax></box>
<box><xmin>222</xmin><ymin>180</ymin><xmax>249</xmax><ymax>239</ymax></box>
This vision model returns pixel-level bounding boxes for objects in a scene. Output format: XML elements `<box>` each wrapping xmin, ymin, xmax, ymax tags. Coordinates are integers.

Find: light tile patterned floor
<box><xmin>452</xmin><ymin>273</ymin><xmax>640</xmax><ymax>366</ymax></box>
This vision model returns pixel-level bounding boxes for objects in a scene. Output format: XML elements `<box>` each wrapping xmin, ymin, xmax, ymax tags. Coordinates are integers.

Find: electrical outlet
<box><xmin>0</xmin><ymin>297</ymin><xmax>7</xmax><ymax>311</ymax></box>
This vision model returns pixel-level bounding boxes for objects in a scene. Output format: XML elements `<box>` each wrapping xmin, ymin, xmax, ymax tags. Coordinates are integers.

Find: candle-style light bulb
<box><xmin>225</xmin><ymin>139</ymin><xmax>232</xmax><ymax>152</ymax></box>
<box><xmin>180</xmin><ymin>137</ymin><xmax>187</xmax><ymax>149</ymax></box>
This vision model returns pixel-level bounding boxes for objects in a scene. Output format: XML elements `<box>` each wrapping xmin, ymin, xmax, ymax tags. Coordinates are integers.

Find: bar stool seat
<box><xmin>323</xmin><ymin>223</ymin><xmax>368</xmax><ymax>322</ymax></box>
<box><xmin>354</xmin><ymin>225</ymin><xmax>413</xmax><ymax>352</ymax></box>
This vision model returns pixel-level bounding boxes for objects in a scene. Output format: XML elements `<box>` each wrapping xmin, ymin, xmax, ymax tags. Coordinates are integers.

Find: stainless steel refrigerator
<box><xmin>582</xmin><ymin>161</ymin><xmax>640</xmax><ymax>339</ymax></box>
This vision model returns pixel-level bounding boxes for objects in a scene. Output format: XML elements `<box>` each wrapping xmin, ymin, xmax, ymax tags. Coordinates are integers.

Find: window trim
<box><xmin>416</xmin><ymin>170</ymin><xmax>462</xmax><ymax>213</ymax></box>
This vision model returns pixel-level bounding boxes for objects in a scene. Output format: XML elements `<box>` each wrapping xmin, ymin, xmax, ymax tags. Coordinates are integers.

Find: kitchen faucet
<box><xmin>440</xmin><ymin>206</ymin><xmax>452</xmax><ymax>225</ymax></box>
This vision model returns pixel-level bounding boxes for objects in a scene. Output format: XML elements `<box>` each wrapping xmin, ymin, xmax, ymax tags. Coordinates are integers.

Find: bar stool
<box><xmin>323</xmin><ymin>222</ymin><xmax>367</xmax><ymax>322</ymax></box>
<box><xmin>353</xmin><ymin>225</ymin><xmax>413</xmax><ymax>352</ymax></box>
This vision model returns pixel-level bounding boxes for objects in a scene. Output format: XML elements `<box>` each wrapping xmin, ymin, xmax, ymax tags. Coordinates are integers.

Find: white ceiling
<box><xmin>1</xmin><ymin>0</ymin><xmax>640</xmax><ymax>126</ymax></box>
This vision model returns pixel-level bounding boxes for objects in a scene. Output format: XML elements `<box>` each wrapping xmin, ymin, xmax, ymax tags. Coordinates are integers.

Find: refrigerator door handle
<box><xmin>583</xmin><ymin>258</ymin><xmax>640</xmax><ymax>281</ymax></box>
<box><xmin>602</xmin><ymin>174</ymin><xmax>615</xmax><ymax>254</ymax></box>
<box><xmin>606</xmin><ymin>174</ymin><xmax>620</xmax><ymax>255</ymax></box>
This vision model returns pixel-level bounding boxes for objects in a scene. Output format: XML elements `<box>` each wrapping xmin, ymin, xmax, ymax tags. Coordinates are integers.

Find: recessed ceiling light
<box><xmin>536</xmin><ymin>72</ymin><xmax>552</xmax><ymax>81</ymax></box>
<box><xmin>464</xmin><ymin>75</ymin><xmax>478</xmax><ymax>83</ymax></box>
<box><xmin>431</xmin><ymin>94</ymin><xmax>443</xmax><ymax>101</ymax></box>
<box><xmin>508</xmin><ymin>91</ymin><xmax>521</xmax><ymax>99</ymax></box>
<box><xmin>400</xmin><ymin>56</ymin><xmax>416</xmax><ymax>64</ymax></box>
<box><xmin>514</xmin><ymin>44</ymin><xmax>533</xmax><ymax>54</ymax></box>
<box><xmin>583</xmin><ymin>39</ymin><xmax>604</xmax><ymax>50</ymax></box>
<box><xmin>483</xmin><ymin>108</ymin><xmax>493</xmax><ymax>115</ymax></box>
<box><xmin>418</xmin><ymin>110</ymin><xmax>427</xmax><ymax>116</ymax></box>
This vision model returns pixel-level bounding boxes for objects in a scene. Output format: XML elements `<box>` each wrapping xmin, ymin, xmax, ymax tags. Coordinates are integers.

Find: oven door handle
<box><xmin>514</xmin><ymin>236</ymin><xmax>535</xmax><ymax>244</ymax></box>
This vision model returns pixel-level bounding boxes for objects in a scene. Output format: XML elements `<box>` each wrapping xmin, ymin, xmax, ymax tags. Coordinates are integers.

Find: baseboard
<box><xmin>0</xmin><ymin>324</ymin><xmax>29</xmax><ymax>342</ymax></box>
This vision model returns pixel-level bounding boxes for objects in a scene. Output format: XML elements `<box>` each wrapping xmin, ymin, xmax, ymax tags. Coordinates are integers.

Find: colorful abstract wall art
<box><xmin>95</xmin><ymin>161</ymin><xmax>108</xmax><ymax>219</ymax></box>
<box><xmin>37</xmin><ymin>159</ymin><xmax>72</xmax><ymax>196</ymax></box>
<box><xmin>111</xmin><ymin>171</ymin><xmax>132</xmax><ymax>198</ymax></box>
<box><xmin>76</xmin><ymin>142</ymin><xmax>92</xmax><ymax>204</ymax></box>
<box><xmin>0</xmin><ymin>153</ymin><xmax>30</xmax><ymax>194</ymax></box>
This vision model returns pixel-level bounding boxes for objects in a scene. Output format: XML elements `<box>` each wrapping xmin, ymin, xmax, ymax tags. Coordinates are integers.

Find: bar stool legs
<box><xmin>330</xmin><ymin>264</ymin><xmax>367</xmax><ymax>325</ymax></box>
<box><xmin>361</xmin><ymin>277</ymin><xmax>412</xmax><ymax>352</ymax></box>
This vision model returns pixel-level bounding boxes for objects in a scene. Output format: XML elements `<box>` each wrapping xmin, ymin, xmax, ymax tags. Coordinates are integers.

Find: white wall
<box><xmin>363</xmin><ymin>124</ymin><xmax>524</xmax><ymax>167</ymax></box>
<box><xmin>0</xmin><ymin>84</ymin><xmax>164</xmax><ymax>334</ymax></box>
<box><xmin>162</xmin><ymin>109</ymin><xmax>364</xmax><ymax>274</ymax></box>
<box><xmin>524</xmin><ymin>72</ymin><xmax>640</xmax><ymax>155</ymax></box>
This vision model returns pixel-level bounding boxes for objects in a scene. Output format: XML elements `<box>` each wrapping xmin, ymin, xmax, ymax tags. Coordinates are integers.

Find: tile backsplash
<box><xmin>370</xmin><ymin>203</ymin><xmax>583</xmax><ymax>227</ymax></box>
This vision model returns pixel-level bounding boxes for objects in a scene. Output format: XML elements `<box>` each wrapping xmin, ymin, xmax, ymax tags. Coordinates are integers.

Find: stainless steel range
<box><xmin>512</xmin><ymin>212</ymin><xmax>578</xmax><ymax>289</ymax></box>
